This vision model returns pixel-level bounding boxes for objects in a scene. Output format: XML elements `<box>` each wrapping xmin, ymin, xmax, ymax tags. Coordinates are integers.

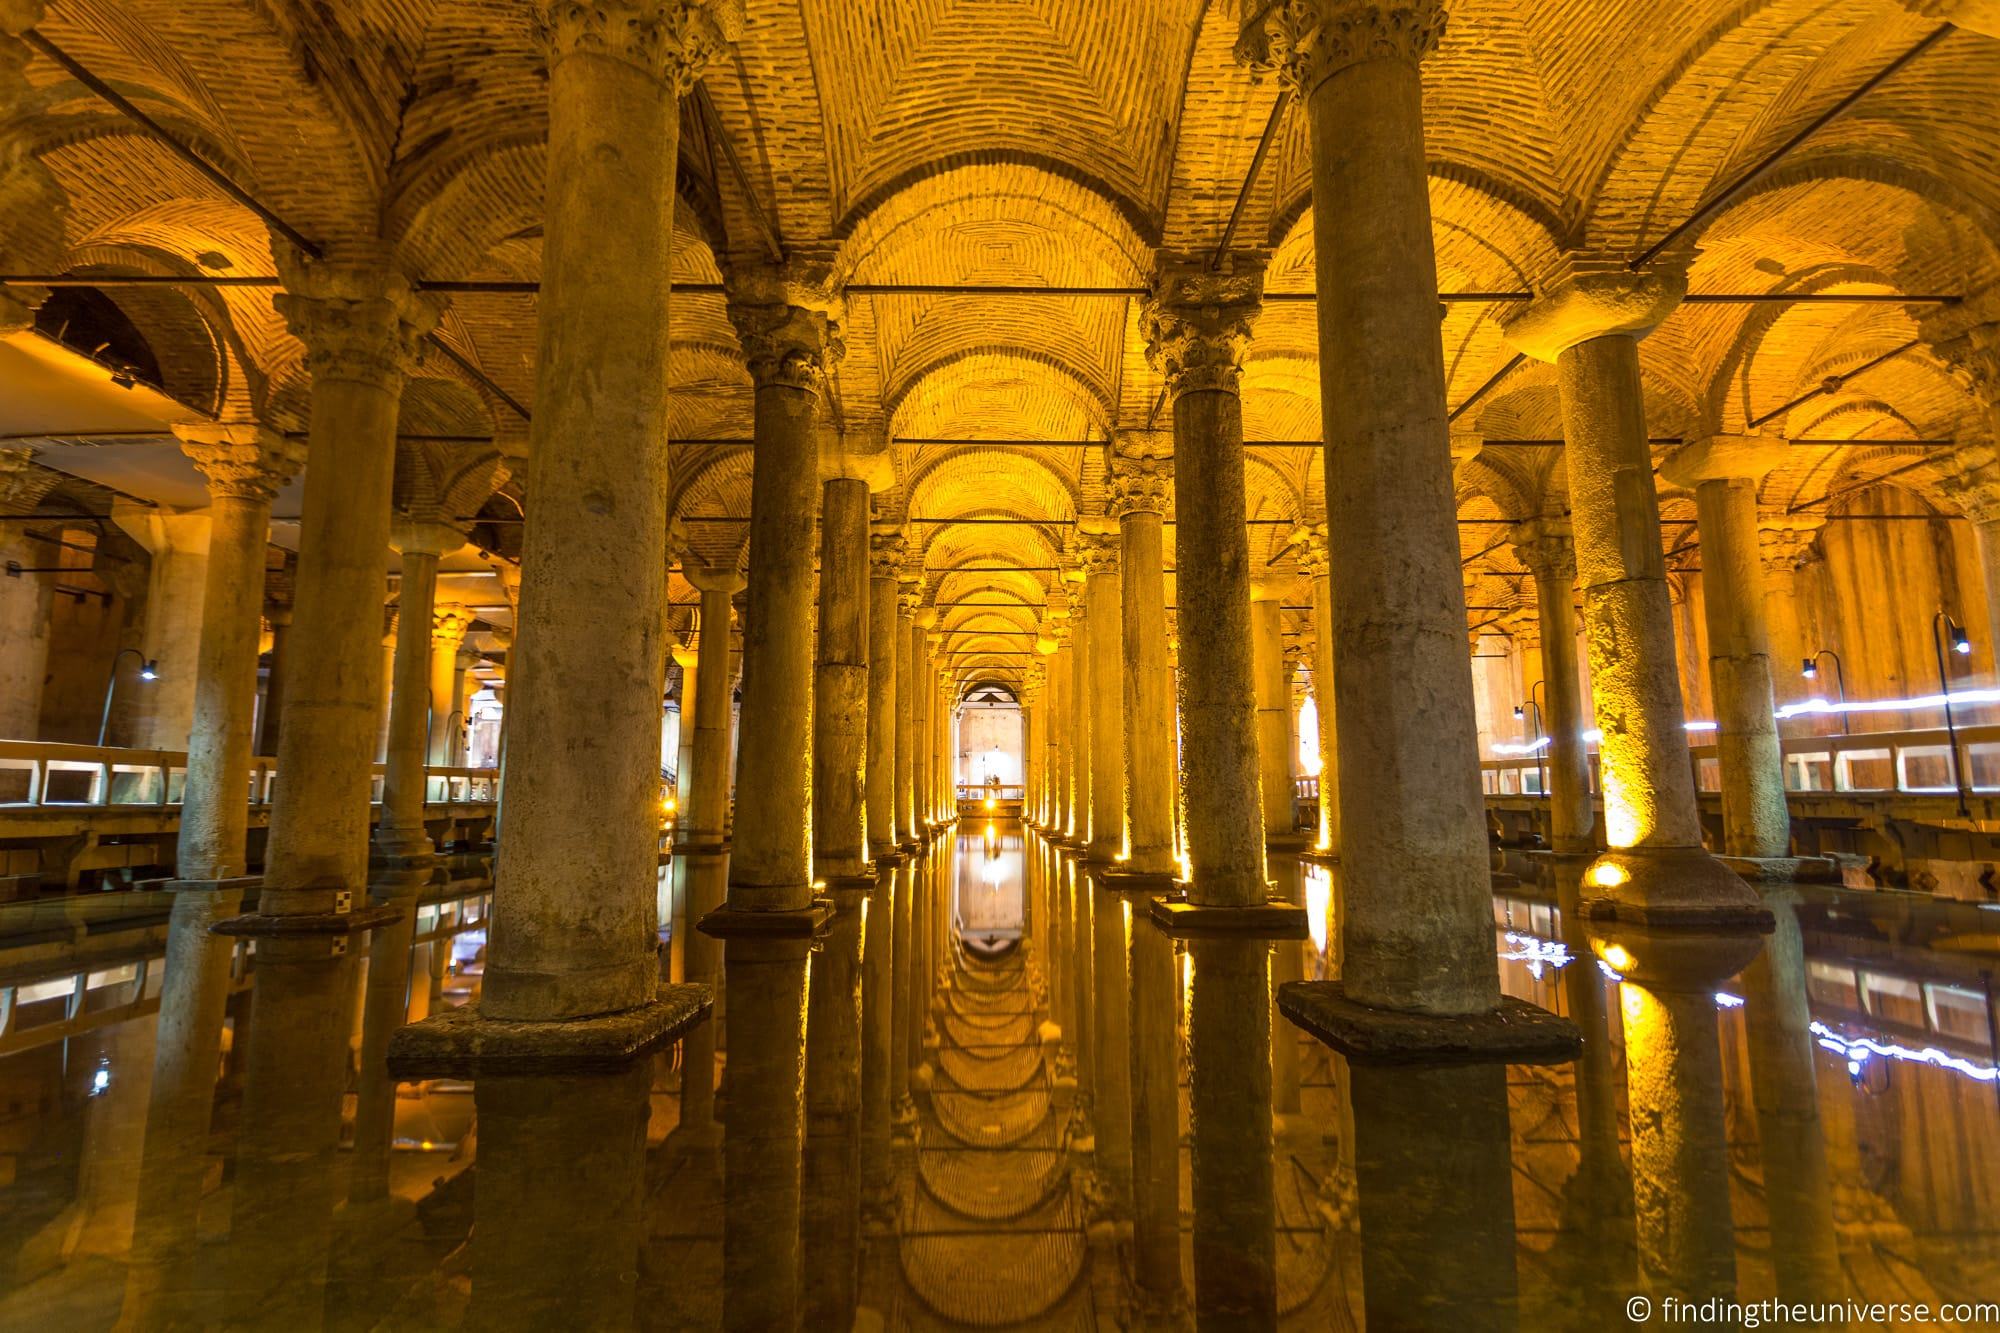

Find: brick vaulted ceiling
<box><xmin>9</xmin><ymin>0</ymin><xmax>2000</xmax><ymax>686</ymax></box>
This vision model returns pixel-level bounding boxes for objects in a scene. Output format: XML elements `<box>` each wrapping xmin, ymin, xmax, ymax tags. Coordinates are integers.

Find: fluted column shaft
<box><xmin>1143</xmin><ymin>263</ymin><xmax>1266</xmax><ymax>906</ymax></box>
<box><xmin>866</xmin><ymin>538</ymin><xmax>903</xmax><ymax>858</ymax></box>
<box><xmin>1268</xmin><ymin>1</ymin><xmax>1493</xmax><ymax>1006</ymax></box>
<box><xmin>1084</xmin><ymin>540</ymin><xmax>1124</xmax><ymax>860</ymax></box>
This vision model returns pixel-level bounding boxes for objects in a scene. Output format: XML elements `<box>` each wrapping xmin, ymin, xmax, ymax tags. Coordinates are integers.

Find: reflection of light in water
<box><xmin>1499</xmin><ymin>931</ymin><xmax>1571</xmax><ymax>979</ymax></box>
<box><xmin>1303</xmin><ymin>866</ymin><xmax>1331</xmax><ymax>956</ymax></box>
<box><xmin>981</xmin><ymin>853</ymin><xmax>1005</xmax><ymax>889</ymax></box>
<box><xmin>1812</xmin><ymin>1021</ymin><xmax>1999</xmax><ymax>1085</ymax></box>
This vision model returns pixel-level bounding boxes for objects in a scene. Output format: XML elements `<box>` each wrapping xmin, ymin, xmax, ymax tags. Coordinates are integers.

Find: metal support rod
<box><xmin>1931</xmin><ymin>610</ymin><xmax>1973</xmax><ymax>818</ymax></box>
<box><xmin>1748</xmin><ymin>337</ymin><xmax>1924</xmax><ymax>431</ymax></box>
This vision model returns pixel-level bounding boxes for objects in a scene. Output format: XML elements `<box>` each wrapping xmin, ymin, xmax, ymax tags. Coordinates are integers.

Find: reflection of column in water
<box><xmin>1071</xmin><ymin>859</ymin><xmax>1096</xmax><ymax>1129</ymax></box>
<box><xmin>860</xmin><ymin>873</ymin><xmax>897</xmax><ymax>1212</ymax></box>
<box><xmin>349</xmin><ymin>863</ymin><xmax>429</xmax><ymax>1205</ymax></box>
<box><xmin>1350</xmin><ymin>1061</ymin><xmax>1522</xmax><ymax>1333</ymax></box>
<box><xmin>467</xmin><ymin>1063</ymin><xmax>652</xmax><ymax>1329</ymax></box>
<box><xmin>225</xmin><ymin>938</ymin><xmax>358</xmax><ymax>1329</ymax></box>
<box><xmin>891</xmin><ymin>861</ymin><xmax>915</xmax><ymax>1127</ymax></box>
<box><xmin>1090</xmin><ymin>875</ymin><xmax>1132</xmax><ymax>1201</ymax></box>
<box><xmin>1268</xmin><ymin>861</ymin><xmax>1304</xmax><ymax>1118</ymax></box>
<box><xmin>721</xmin><ymin>935</ymin><xmax>811</xmax><ymax>1332</ymax></box>
<box><xmin>1186</xmin><ymin>937</ymin><xmax>1277</xmax><ymax>1326</ymax></box>
<box><xmin>677</xmin><ymin>852</ymin><xmax>729</xmax><ymax>1139</ymax></box>
<box><xmin>1740</xmin><ymin>887</ymin><xmax>1842</xmax><ymax>1301</ymax></box>
<box><xmin>803</xmin><ymin>886</ymin><xmax>866</xmax><ymax>1325</ymax></box>
<box><xmin>1597</xmin><ymin>925</ymin><xmax>1765</xmax><ymax>1309</ymax></box>
<box><xmin>1126</xmin><ymin>896</ymin><xmax>1183</xmax><ymax>1312</ymax></box>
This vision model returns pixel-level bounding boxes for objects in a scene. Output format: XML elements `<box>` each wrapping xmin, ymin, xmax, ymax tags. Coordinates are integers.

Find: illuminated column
<box><xmin>1065</xmin><ymin>576</ymin><xmax>1091</xmax><ymax>842</ymax></box>
<box><xmin>815</xmin><ymin>478</ymin><xmax>872</xmax><ymax>879</ymax></box>
<box><xmin>1663</xmin><ymin>437</ymin><xmax>1792</xmax><ymax>860</ymax></box>
<box><xmin>259</xmin><ymin>569</ymin><xmax>293</xmax><ymax>758</ymax></box>
<box><xmin>121</xmin><ymin>426</ymin><xmax>301</xmax><ymax>1326</ymax></box>
<box><xmin>1758</xmin><ymin>519</ymin><xmax>1820</xmax><ymax>711</ymax></box>
<box><xmin>1507</xmin><ymin>270</ymin><xmax>1760</xmax><ymax>920</ymax></box>
<box><xmin>1021</xmin><ymin>667</ymin><xmax>1044</xmax><ymax>824</ymax></box>
<box><xmin>0</xmin><ymin>452</ymin><xmax>56</xmax><ymax>746</ymax></box>
<box><xmin>1249</xmin><ymin>580</ymin><xmax>1295</xmax><ymax>845</ymax></box>
<box><xmin>111</xmin><ymin>505</ymin><xmax>212</xmax><ymax>753</ymax></box>
<box><xmin>865</xmin><ymin>531</ymin><xmax>904</xmax><ymax>859</ymax></box>
<box><xmin>1510</xmin><ymin>518</ymin><xmax>1594</xmax><ymax>853</ymax></box>
<box><xmin>1141</xmin><ymin>259</ymin><xmax>1267</xmax><ymax>905</ymax></box>
<box><xmin>1245</xmin><ymin>1</ymin><xmax>1505</xmax><ymax>1013</ymax></box>
<box><xmin>1110</xmin><ymin>444</ymin><xmax>1177</xmax><ymax>876</ymax></box>
<box><xmin>889</xmin><ymin>858</ymin><xmax>915</xmax><ymax>1127</ymax></box>
<box><xmin>1127</xmin><ymin>896</ymin><xmax>1182</xmax><ymax>1309</ymax></box>
<box><xmin>376</xmin><ymin>528</ymin><xmax>455</xmax><ymax>855</ymax></box>
<box><xmin>673</xmin><ymin>641</ymin><xmax>698</xmax><ymax>813</ymax></box>
<box><xmin>895</xmin><ymin>579</ymin><xmax>919</xmax><ymax>844</ymax></box>
<box><xmin>911</xmin><ymin>606</ymin><xmax>936</xmax><ymax>836</ymax></box>
<box><xmin>1940</xmin><ymin>450</ymin><xmax>2000</xmax><ymax>673</ymax></box>
<box><xmin>859</xmin><ymin>866</ymin><xmax>896</xmax><ymax>1214</ymax></box>
<box><xmin>684</xmin><ymin>566</ymin><xmax>745</xmax><ymax>848</ymax></box>
<box><xmin>1045</xmin><ymin>628</ymin><xmax>1069</xmax><ymax>832</ymax></box>
<box><xmin>1083</xmin><ymin>533</ymin><xmax>1124</xmax><ymax>860</ymax></box>
<box><xmin>1292</xmin><ymin>529</ymin><xmax>1338</xmax><ymax>856</ymax></box>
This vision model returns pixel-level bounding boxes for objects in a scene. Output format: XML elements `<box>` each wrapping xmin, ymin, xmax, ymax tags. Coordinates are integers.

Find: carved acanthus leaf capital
<box><xmin>1079</xmin><ymin>531</ymin><xmax>1121</xmax><ymax>576</ymax></box>
<box><xmin>727</xmin><ymin>300</ymin><xmax>841</xmax><ymax>394</ymax></box>
<box><xmin>1235</xmin><ymin>0</ymin><xmax>1446</xmax><ymax>96</ymax></box>
<box><xmin>273</xmin><ymin>256</ymin><xmax>437</xmax><ymax>391</ymax></box>
<box><xmin>868</xmin><ymin>529</ymin><xmax>907</xmax><ymax>578</ymax></box>
<box><xmin>431</xmin><ymin>603</ymin><xmax>475</xmax><ymax>650</ymax></box>
<box><xmin>173</xmin><ymin>423</ymin><xmax>304</xmax><ymax>504</ymax></box>
<box><xmin>1939</xmin><ymin>444</ymin><xmax>2000</xmax><ymax>526</ymax></box>
<box><xmin>1142</xmin><ymin>258</ymin><xmax>1265</xmax><ymax>400</ymax></box>
<box><xmin>1508</xmin><ymin>516</ymin><xmax>1576</xmax><ymax>583</ymax></box>
<box><xmin>535</xmin><ymin>0</ymin><xmax>741</xmax><ymax>91</ymax></box>
<box><xmin>1108</xmin><ymin>452</ymin><xmax>1173</xmax><ymax>519</ymax></box>
<box><xmin>1757</xmin><ymin>516</ymin><xmax>1823</xmax><ymax>580</ymax></box>
<box><xmin>1290</xmin><ymin>524</ymin><xmax>1330</xmax><ymax>578</ymax></box>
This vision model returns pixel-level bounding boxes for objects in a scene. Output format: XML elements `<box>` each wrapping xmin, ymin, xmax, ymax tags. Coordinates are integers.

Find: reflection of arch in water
<box><xmin>956</xmin><ymin>828</ymin><xmax>1026</xmax><ymax>961</ymax></box>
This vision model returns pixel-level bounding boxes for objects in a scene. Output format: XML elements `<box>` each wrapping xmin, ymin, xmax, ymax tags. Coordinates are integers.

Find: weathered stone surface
<box><xmin>1278</xmin><ymin>982</ymin><xmax>1582</xmax><ymax>1066</ymax></box>
<box><xmin>385</xmin><ymin>983</ymin><xmax>713</xmax><ymax>1078</ymax></box>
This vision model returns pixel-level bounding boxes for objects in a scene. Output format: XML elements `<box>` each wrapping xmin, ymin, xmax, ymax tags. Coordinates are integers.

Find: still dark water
<box><xmin>0</xmin><ymin>826</ymin><xmax>1995</xmax><ymax>1329</ymax></box>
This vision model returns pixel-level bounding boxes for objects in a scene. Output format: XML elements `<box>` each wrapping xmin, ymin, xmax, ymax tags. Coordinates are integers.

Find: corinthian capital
<box><xmin>536</xmin><ymin>0</ymin><xmax>741</xmax><ymax>91</ymax></box>
<box><xmin>273</xmin><ymin>254</ymin><xmax>438</xmax><ymax>391</ymax></box>
<box><xmin>1142</xmin><ymin>257</ymin><xmax>1265</xmax><ymax>401</ymax></box>
<box><xmin>1108</xmin><ymin>452</ymin><xmax>1172</xmax><ymax>519</ymax></box>
<box><xmin>1507</xmin><ymin>516</ymin><xmax>1575</xmax><ymax>582</ymax></box>
<box><xmin>1939</xmin><ymin>444</ymin><xmax>2000</xmax><ymax>526</ymax></box>
<box><xmin>173</xmin><ymin>422</ymin><xmax>306</xmax><ymax>504</ymax></box>
<box><xmin>1079</xmin><ymin>531</ymin><xmax>1120</xmax><ymax>577</ymax></box>
<box><xmin>432</xmin><ymin>603</ymin><xmax>475</xmax><ymax>651</ymax></box>
<box><xmin>726</xmin><ymin>260</ymin><xmax>844</xmax><ymax>394</ymax></box>
<box><xmin>868</xmin><ymin>527</ymin><xmax>907</xmax><ymax>578</ymax></box>
<box><xmin>1291</xmin><ymin>523</ymin><xmax>1330</xmax><ymax>578</ymax></box>
<box><xmin>1236</xmin><ymin>0</ymin><xmax>1447</xmax><ymax>96</ymax></box>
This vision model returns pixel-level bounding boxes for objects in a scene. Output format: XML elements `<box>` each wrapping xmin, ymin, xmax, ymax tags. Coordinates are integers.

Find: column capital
<box><xmin>390</xmin><ymin>518</ymin><xmax>465</xmax><ymax>559</ymax></box>
<box><xmin>896</xmin><ymin>578</ymin><xmax>922</xmax><ymax>617</ymax></box>
<box><xmin>1940</xmin><ymin>444</ymin><xmax>2000</xmax><ymax>524</ymax></box>
<box><xmin>1499</xmin><ymin>599</ymin><xmax>1540</xmax><ymax>649</ymax></box>
<box><xmin>1108</xmin><ymin>451</ymin><xmax>1173</xmax><ymax>518</ymax></box>
<box><xmin>432</xmin><ymin>604</ymin><xmax>475</xmax><ymax>651</ymax></box>
<box><xmin>1079</xmin><ymin>530</ymin><xmax>1120</xmax><ymax>576</ymax></box>
<box><xmin>1508</xmin><ymin>516</ymin><xmax>1575</xmax><ymax>581</ymax></box>
<box><xmin>1659</xmin><ymin>433</ymin><xmax>1789</xmax><ymax>490</ymax></box>
<box><xmin>0</xmin><ymin>447</ymin><xmax>58</xmax><ymax>515</ymax></box>
<box><xmin>534</xmin><ymin>0</ymin><xmax>742</xmax><ymax>92</ymax></box>
<box><xmin>456</xmin><ymin>642</ymin><xmax>484</xmax><ymax>672</ymax></box>
<box><xmin>671</xmin><ymin>641</ymin><xmax>698</xmax><ymax>670</ymax></box>
<box><xmin>1141</xmin><ymin>255</ymin><xmax>1265</xmax><ymax>401</ymax></box>
<box><xmin>273</xmin><ymin>255</ymin><xmax>438</xmax><ymax>391</ymax></box>
<box><xmin>1920</xmin><ymin>292</ymin><xmax>2000</xmax><ymax>419</ymax></box>
<box><xmin>1757</xmin><ymin>514</ymin><xmax>1823</xmax><ymax>579</ymax></box>
<box><xmin>725</xmin><ymin>260</ymin><xmax>843</xmax><ymax>394</ymax></box>
<box><xmin>912</xmin><ymin>606</ymin><xmax>938</xmax><ymax>631</ymax></box>
<box><xmin>173</xmin><ymin>422</ymin><xmax>305</xmax><ymax>504</ymax></box>
<box><xmin>1501</xmin><ymin>262</ymin><xmax>1685</xmax><ymax>364</ymax></box>
<box><xmin>867</xmin><ymin>526</ymin><xmax>907</xmax><ymax>577</ymax></box>
<box><xmin>1235</xmin><ymin>0</ymin><xmax>1447</xmax><ymax>96</ymax></box>
<box><xmin>685</xmin><ymin>562</ymin><xmax>747</xmax><ymax>597</ymax></box>
<box><xmin>1249</xmin><ymin>578</ymin><xmax>1285</xmax><ymax>603</ymax></box>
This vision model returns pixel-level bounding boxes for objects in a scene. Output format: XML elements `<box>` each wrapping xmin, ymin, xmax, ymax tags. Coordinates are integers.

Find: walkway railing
<box><xmin>957</xmin><ymin>783</ymin><xmax>1025</xmax><ymax>802</ymax></box>
<box><xmin>0</xmin><ymin>739</ymin><xmax>498</xmax><ymax>809</ymax></box>
<box><xmin>1479</xmin><ymin>722</ymin><xmax>2000</xmax><ymax>800</ymax></box>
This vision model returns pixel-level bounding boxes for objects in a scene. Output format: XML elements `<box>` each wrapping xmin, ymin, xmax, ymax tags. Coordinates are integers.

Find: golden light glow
<box><xmin>1599</xmin><ymin>943</ymin><xmax>1635</xmax><ymax>973</ymax></box>
<box><xmin>1588</xmin><ymin>862</ymin><xmax>1628</xmax><ymax>890</ymax></box>
<box><xmin>984</xmin><ymin>797</ymin><xmax>995</xmax><ymax>810</ymax></box>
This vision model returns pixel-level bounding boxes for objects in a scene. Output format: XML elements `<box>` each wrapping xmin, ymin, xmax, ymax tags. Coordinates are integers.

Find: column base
<box><xmin>821</xmin><ymin>873</ymin><xmax>878</xmax><ymax>894</ymax></box>
<box><xmin>1267</xmin><ymin>833</ymin><xmax>1312</xmax><ymax>852</ymax></box>
<box><xmin>167</xmin><ymin>874</ymin><xmax>262</xmax><ymax>896</ymax></box>
<box><xmin>868</xmin><ymin>847</ymin><xmax>907</xmax><ymax>867</ymax></box>
<box><xmin>213</xmin><ymin>901</ymin><xmax>404</xmax><ymax>947</ymax></box>
<box><xmin>1716</xmin><ymin>853</ymin><xmax>1841</xmax><ymax>884</ymax></box>
<box><xmin>697</xmin><ymin>898</ymin><xmax>835</xmax><ymax>939</ymax></box>
<box><xmin>1095</xmin><ymin>868</ymin><xmax>1179</xmax><ymax>892</ymax></box>
<box><xmin>676</xmin><ymin>838</ymin><xmax>731</xmax><ymax>857</ymax></box>
<box><xmin>1081</xmin><ymin>842</ymin><xmax>1123</xmax><ymax>865</ymax></box>
<box><xmin>370</xmin><ymin>832</ymin><xmax>437</xmax><ymax>863</ymax></box>
<box><xmin>1147</xmin><ymin>893</ymin><xmax>1309</xmax><ymax>940</ymax></box>
<box><xmin>386</xmin><ymin>983</ymin><xmax>712</xmax><ymax>1078</ymax></box>
<box><xmin>1296</xmin><ymin>848</ymin><xmax>1340</xmax><ymax>868</ymax></box>
<box><xmin>1278</xmin><ymin>982</ymin><xmax>1581</xmax><ymax>1067</ymax></box>
<box><xmin>1579</xmin><ymin>847</ymin><xmax>1774</xmax><ymax>929</ymax></box>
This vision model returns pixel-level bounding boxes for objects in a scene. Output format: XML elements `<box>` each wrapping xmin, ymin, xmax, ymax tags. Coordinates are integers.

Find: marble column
<box><xmin>727</xmin><ymin>270</ymin><xmax>839</xmax><ymax>912</ymax></box>
<box><xmin>1089</xmin><ymin>875</ymin><xmax>1132</xmax><ymax>1202</ymax></box>
<box><xmin>375</xmin><ymin>524</ymin><xmax>458</xmax><ymax>856</ymax></box>
<box><xmin>1757</xmin><ymin>519</ymin><xmax>1819</xmax><ymax>712</ymax></box>
<box><xmin>684</xmin><ymin>567</ymin><xmax>744</xmax><ymax>847</ymax></box>
<box><xmin>1186</xmin><ymin>938</ymin><xmax>1277</xmax><ymax>1324</ymax></box>
<box><xmin>1109</xmin><ymin>446</ymin><xmax>1177</xmax><ymax>875</ymax></box>
<box><xmin>803</xmin><ymin>886</ymin><xmax>865</xmax><ymax>1324</ymax></box>
<box><xmin>1082</xmin><ymin>533</ymin><xmax>1124</xmax><ymax>861</ymax></box>
<box><xmin>258</xmin><ymin>575</ymin><xmax>292</xmax><ymax>758</ymax></box>
<box><xmin>1045</xmin><ymin>630</ymin><xmax>1068</xmax><ymax>833</ymax></box>
<box><xmin>0</xmin><ymin>451</ymin><xmax>56</xmax><ymax>748</ymax></box>
<box><xmin>817</xmin><ymin>478</ymin><xmax>871</xmax><ymax>876</ymax></box>
<box><xmin>1141</xmin><ymin>260</ymin><xmax>1267</xmax><ymax>906</ymax></box>
<box><xmin>860</xmin><ymin>867</ymin><xmax>896</xmax><ymax>1212</ymax></box>
<box><xmin>911</xmin><ymin>609</ymin><xmax>936</xmax><ymax>836</ymax></box>
<box><xmin>1511</xmin><ymin>518</ymin><xmax>1594</xmax><ymax>853</ymax></box>
<box><xmin>866</xmin><ymin>531</ymin><xmax>904</xmax><ymax>860</ymax></box>
<box><xmin>1663</xmin><ymin>437</ymin><xmax>1793</xmax><ymax>859</ymax></box>
<box><xmin>895</xmin><ymin>581</ymin><xmax>919</xmax><ymax>845</ymax></box>
<box><xmin>1021</xmin><ymin>669</ymin><xmax>1043</xmax><ymax>824</ymax></box>
<box><xmin>1304</xmin><ymin>530</ymin><xmax>1344</xmax><ymax>859</ymax></box>
<box><xmin>112</xmin><ymin>506</ymin><xmax>212</xmax><ymax>753</ymax></box>
<box><xmin>673</xmin><ymin>641</ymin><xmax>698</xmax><ymax>814</ymax></box>
<box><xmin>1250</xmin><ymin>0</ymin><xmax>1500</xmax><ymax>1007</ymax></box>
<box><xmin>1508</xmin><ymin>271</ymin><xmax>1760</xmax><ymax>919</ymax></box>
<box><xmin>121</xmin><ymin>425</ymin><xmax>301</xmax><ymax>1328</ymax></box>
<box><xmin>1129</xmin><ymin>902</ymin><xmax>1184</xmax><ymax>1309</ymax></box>
<box><xmin>1249</xmin><ymin>580</ymin><xmax>1295</xmax><ymax>846</ymax></box>
<box><xmin>1065</xmin><ymin>585</ymin><xmax>1090</xmax><ymax>841</ymax></box>
<box><xmin>1941</xmin><ymin>449</ymin><xmax>2000</xmax><ymax>673</ymax></box>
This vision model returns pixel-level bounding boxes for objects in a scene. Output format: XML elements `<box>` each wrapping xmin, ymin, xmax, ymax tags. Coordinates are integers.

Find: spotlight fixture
<box><xmin>1801</xmin><ymin>658</ymin><xmax>1817</xmax><ymax>679</ymax></box>
<box><xmin>139</xmin><ymin>658</ymin><xmax>159</xmax><ymax>682</ymax></box>
<box><xmin>1955</xmin><ymin>627</ymin><xmax>1973</xmax><ymax>656</ymax></box>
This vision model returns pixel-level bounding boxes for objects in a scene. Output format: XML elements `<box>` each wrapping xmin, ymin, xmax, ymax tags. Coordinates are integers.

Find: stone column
<box><xmin>895</xmin><ymin>581</ymin><xmax>919</xmax><ymax>845</ymax></box>
<box><xmin>1082</xmin><ymin>533</ymin><xmax>1124</xmax><ymax>861</ymax></box>
<box><xmin>1245</xmin><ymin>2</ymin><xmax>1503</xmax><ymax>1011</ymax></box>
<box><xmin>1089</xmin><ymin>874</ymin><xmax>1132</xmax><ymax>1202</ymax></box>
<box><xmin>673</xmin><ymin>641</ymin><xmax>698</xmax><ymax>813</ymax></box>
<box><xmin>860</xmin><ymin>867</ymin><xmax>896</xmax><ymax>1212</ymax></box>
<box><xmin>816</xmin><ymin>477</ymin><xmax>871</xmax><ymax>876</ymax></box>
<box><xmin>911</xmin><ymin>612</ymin><xmax>936</xmax><ymax>835</ymax></box>
<box><xmin>121</xmin><ymin>425</ymin><xmax>300</xmax><ymax>1327</ymax></box>
<box><xmin>258</xmin><ymin>565</ymin><xmax>293</xmax><ymax>758</ymax></box>
<box><xmin>1127</xmin><ymin>894</ymin><xmax>1182</xmax><ymax>1310</ymax></box>
<box><xmin>866</xmin><ymin>530</ymin><xmax>904</xmax><ymax>860</ymax></box>
<box><xmin>112</xmin><ymin>506</ymin><xmax>212</xmax><ymax>753</ymax></box>
<box><xmin>1248</xmin><ymin>579</ymin><xmax>1295</xmax><ymax>846</ymax></box>
<box><xmin>1663</xmin><ymin>437</ymin><xmax>1792</xmax><ymax>860</ymax></box>
<box><xmin>889</xmin><ymin>857</ymin><xmax>915</xmax><ymax>1125</ymax></box>
<box><xmin>1185</xmin><ymin>937</ymin><xmax>1277</xmax><ymax>1324</ymax></box>
<box><xmin>802</xmin><ymin>885</ymin><xmax>865</xmax><ymax>1325</ymax></box>
<box><xmin>1511</xmin><ymin>518</ymin><xmax>1594</xmax><ymax>853</ymax></box>
<box><xmin>425</xmin><ymin>604</ymin><xmax>472</xmax><ymax>767</ymax></box>
<box><xmin>1021</xmin><ymin>670</ymin><xmax>1042</xmax><ymax>822</ymax></box>
<box><xmin>1507</xmin><ymin>270</ymin><xmax>1759</xmax><ymax>921</ymax></box>
<box><xmin>684</xmin><ymin>567</ymin><xmax>744</xmax><ymax>847</ymax></box>
<box><xmin>1941</xmin><ymin>448</ymin><xmax>2000</xmax><ymax>672</ymax></box>
<box><xmin>1299</xmin><ymin>532</ymin><xmax>1339</xmax><ymax>855</ymax></box>
<box><xmin>726</xmin><ymin>269</ymin><xmax>839</xmax><ymax>912</ymax></box>
<box><xmin>0</xmin><ymin>451</ymin><xmax>56</xmax><ymax>747</ymax></box>
<box><xmin>1141</xmin><ymin>259</ymin><xmax>1267</xmax><ymax>906</ymax></box>
<box><xmin>1045</xmin><ymin>629</ymin><xmax>1068</xmax><ymax>833</ymax></box>
<box><xmin>1064</xmin><ymin>585</ymin><xmax>1090</xmax><ymax>842</ymax></box>
<box><xmin>1109</xmin><ymin>447</ymin><xmax>1177</xmax><ymax>875</ymax></box>
<box><xmin>1758</xmin><ymin>519</ymin><xmax>1820</xmax><ymax>711</ymax></box>
<box><xmin>375</xmin><ymin>524</ymin><xmax>456</xmax><ymax>856</ymax></box>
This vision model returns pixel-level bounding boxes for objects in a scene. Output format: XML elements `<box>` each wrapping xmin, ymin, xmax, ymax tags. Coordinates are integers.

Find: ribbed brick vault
<box><xmin>9</xmin><ymin>0</ymin><xmax>2000</xmax><ymax>690</ymax></box>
